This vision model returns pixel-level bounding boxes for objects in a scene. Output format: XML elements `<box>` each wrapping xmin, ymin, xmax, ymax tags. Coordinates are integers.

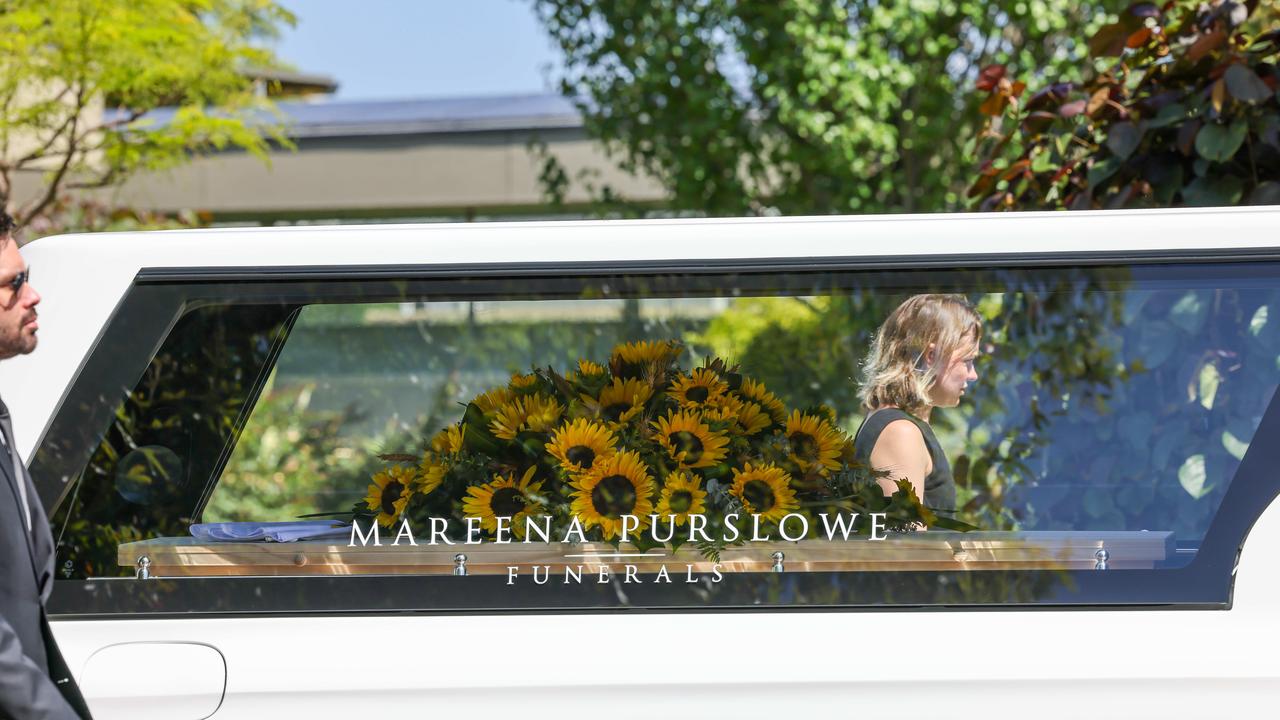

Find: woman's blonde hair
<box><xmin>857</xmin><ymin>294</ymin><xmax>982</xmax><ymax>414</ymax></box>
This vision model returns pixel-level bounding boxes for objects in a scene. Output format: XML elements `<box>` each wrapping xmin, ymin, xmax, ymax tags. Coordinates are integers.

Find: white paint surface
<box><xmin>14</xmin><ymin>207</ymin><xmax>1280</xmax><ymax>716</ymax></box>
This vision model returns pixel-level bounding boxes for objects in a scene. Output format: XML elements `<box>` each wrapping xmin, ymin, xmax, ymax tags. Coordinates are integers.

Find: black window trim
<box><xmin>133</xmin><ymin>245</ymin><xmax>1280</xmax><ymax>285</ymax></box>
<box><xmin>35</xmin><ymin>245</ymin><xmax>1280</xmax><ymax>619</ymax></box>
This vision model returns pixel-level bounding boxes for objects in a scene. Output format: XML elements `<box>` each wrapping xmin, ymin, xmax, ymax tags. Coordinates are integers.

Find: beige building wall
<box><xmin>101</xmin><ymin>126</ymin><xmax>666</xmax><ymax>222</ymax></box>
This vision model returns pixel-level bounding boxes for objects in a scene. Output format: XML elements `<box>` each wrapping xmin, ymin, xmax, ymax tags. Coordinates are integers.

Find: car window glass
<box><xmin>42</xmin><ymin>261</ymin><xmax>1280</xmax><ymax>612</ymax></box>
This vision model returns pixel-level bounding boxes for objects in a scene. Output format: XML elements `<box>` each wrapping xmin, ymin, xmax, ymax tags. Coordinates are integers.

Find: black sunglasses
<box><xmin>5</xmin><ymin>267</ymin><xmax>29</xmax><ymax>294</ymax></box>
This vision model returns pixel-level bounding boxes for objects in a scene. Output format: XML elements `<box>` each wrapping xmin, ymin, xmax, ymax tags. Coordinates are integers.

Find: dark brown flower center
<box><xmin>603</xmin><ymin>402</ymin><xmax>632</xmax><ymax>422</ymax></box>
<box><xmin>591</xmin><ymin>475</ymin><xmax>638</xmax><ymax>517</ymax></box>
<box><xmin>789</xmin><ymin>431</ymin><xmax>818</xmax><ymax>461</ymax></box>
<box><xmin>685</xmin><ymin>386</ymin><xmax>710</xmax><ymax>403</ymax></box>
<box><xmin>669</xmin><ymin>490</ymin><xmax>693</xmax><ymax>514</ymax></box>
<box><xmin>742</xmin><ymin>479</ymin><xmax>776</xmax><ymax>513</ymax></box>
<box><xmin>670</xmin><ymin>431</ymin><xmax>704</xmax><ymax>463</ymax></box>
<box><xmin>490</xmin><ymin>487</ymin><xmax>527</xmax><ymax>517</ymax></box>
<box><xmin>566</xmin><ymin>445</ymin><xmax>596</xmax><ymax>468</ymax></box>
<box><xmin>380</xmin><ymin>481</ymin><xmax>405</xmax><ymax>515</ymax></box>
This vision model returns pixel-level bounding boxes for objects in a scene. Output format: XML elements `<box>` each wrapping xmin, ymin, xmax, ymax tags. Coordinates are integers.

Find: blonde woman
<box><xmin>853</xmin><ymin>294</ymin><xmax>982</xmax><ymax>519</ymax></box>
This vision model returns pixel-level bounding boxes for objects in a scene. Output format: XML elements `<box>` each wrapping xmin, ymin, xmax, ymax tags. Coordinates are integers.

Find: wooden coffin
<box><xmin>119</xmin><ymin>530</ymin><xmax>1175</xmax><ymax>578</ymax></box>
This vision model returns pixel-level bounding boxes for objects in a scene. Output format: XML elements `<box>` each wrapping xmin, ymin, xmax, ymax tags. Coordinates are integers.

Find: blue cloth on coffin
<box><xmin>189</xmin><ymin>521</ymin><xmax>351</xmax><ymax>542</ymax></box>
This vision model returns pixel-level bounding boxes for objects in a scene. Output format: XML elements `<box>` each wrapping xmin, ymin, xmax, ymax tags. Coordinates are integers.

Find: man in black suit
<box><xmin>0</xmin><ymin>211</ymin><xmax>92</xmax><ymax>719</ymax></box>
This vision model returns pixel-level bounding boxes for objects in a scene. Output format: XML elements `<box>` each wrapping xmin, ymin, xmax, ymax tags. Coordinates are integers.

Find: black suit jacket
<box><xmin>0</xmin><ymin>398</ymin><xmax>92</xmax><ymax>719</ymax></box>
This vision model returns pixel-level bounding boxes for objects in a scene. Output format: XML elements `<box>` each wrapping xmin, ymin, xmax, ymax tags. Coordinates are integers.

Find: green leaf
<box><xmin>546</xmin><ymin>366</ymin><xmax>576</xmax><ymax>403</ymax></box>
<box><xmin>1169</xmin><ymin>291</ymin><xmax>1210</xmax><ymax>334</ymax></box>
<box><xmin>460</xmin><ymin>403</ymin><xmax>502</xmax><ymax>455</ymax></box>
<box><xmin>1149</xmin><ymin>161</ymin><xmax>1183</xmax><ymax>205</ymax></box>
<box><xmin>1087</xmin><ymin>156</ymin><xmax>1123</xmax><ymax>189</ymax></box>
<box><xmin>1222</xmin><ymin>430</ymin><xmax>1250</xmax><ymax>461</ymax></box>
<box><xmin>1224</xmin><ymin>65</ymin><xmax>1272</xmax><ymax>104</ymax></box>
<box><xmin>1197</xmin><ymin>363</ymin><xmax>1222</xmax><ymax>410</ymax></box>
<box><xmin>1178</xmin><ymin>454</ymin><xmax>1211</xmax><ymax>499</ymax></box>
<box><xmin>1181</xmin><ymin>175</ymin><xmax>1245</xmax><ymax>206</ymax></box>
<box><xmin>1263</xmin><ymin>116</ymin><xmax>1280</xmax><ymax>150</ymax></box>
<box><xmin>1145</xmin><ymin>102</ymin><xmax>1187</xmax><ymax>129</ymax></box>
<box><xmin>928</xmin><ymin>516</ymin><xmax>978</xmax><ymax>532</ymax></box>
<box><xmin>1249</xmin><ymin>181</ymin><xmax>1280</xmax><ymax>205</ymax></box>
<box><xmin>1249</xmin><ymin>305</ymin><xmax>1268</xmax><ymax>337</ymax></box>
<box><xmin>1195</xmin><ymin>120</ymin><xmax>1248</xmax><ymax>162</ymax></box>
<box><xmin>1106</xmin><ymin>121</ymin><xmax>1143</xmax><ymax>160</ymax></box>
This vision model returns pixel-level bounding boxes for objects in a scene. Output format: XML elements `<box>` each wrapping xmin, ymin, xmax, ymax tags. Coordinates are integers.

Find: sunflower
<box><xmin>652</xmin><ymin>410</ymin><xmax>730</xmax><ymax>469</ymax></box>
<box><xmin>738</xmin><ymin>377</ymin><xmax>787</xmax><ymax>423</ymax></box>
<box><xmin>545</xmin><ymin>418</ymin><xmax>617</xmax><ymax>474</ymax></box>
<box><xmin>473</xmin><ymin>386</ymin><xmax>515</xmax><ymax>415</ymax></box>
<box><xmin>785</xmin><ymin>410</ymin><xmax>844</xmax><ymax>476</ymax></box>
<box><xmin>462</xmin><ymin>466</ymin><xmax>544</xmax><ymax>538</ymax></box>
<box><xmin>417</xmin><ymin>458</ymin><xmax>446</xmax><ymax>497</ymax></box>
<box><xmin>508</xmin><ymin>372</ymin><xmax>542</xmax><ymax>395</ymax></box>
<box><xmin>610</xmin><ymin>340</ymin><xmax>682</xmax><ymax>379</ymax></box>
<box><xmin>669</xmin><ymin>367</ymin><xmax>729</xmax><ymax>409</ymax></box>
<box><xmin>700</xmin><ymin>396</ymin><xmax>741</xmax><ymax>425</ymax></box>
<box><xmin>611</xmin><ymin>340</ymin><xmax>681</xmax><ymax>366</ymax></box>
<box><xmin>729</xmin><ymin>463</ymin><xmax>799</xmax><ymax>524</ymax></box>
<box><xmin>735</xmin><ymin>401</ymin><xmax>774</xmax><ymax>435</ymax></box>
<box><xmin>570</xmin><ymin>450</ymin><xmax>656</xmax><ymax>540</ymax></box>
<box><xmin>364</xmin><ymin>465</ymin><xmax>417</xmax><ymax>528</ymax></box>
<box><xmin>489</xmin><ymin>394</ymin><xmax>565</xmax><ymax>440</ymax></box>
<box><xmin>430</xmin><ymin>424</ymin><xmax>466</xmax><ymax>455</ymax></box>
<box><xmin>583</xmin><ymin>377</ymin><xmax>654</xmax><ymax>426</ymax></box>
<box><xmin>655</xmin><ymin>471</ymin><xmax>707</xmax><ymax>526</ymax></box>
<box><xmin>566</xmin><ymin>359</ymin><xmax>608</xmax><ymax>382</ymax></box>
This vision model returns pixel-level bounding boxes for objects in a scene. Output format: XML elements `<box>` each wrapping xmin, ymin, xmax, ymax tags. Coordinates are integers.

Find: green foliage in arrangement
<box><xmin>357</xmin><ymin>340</ymin><xmax>969</xmax><ymax>556</ymax></box>
<box><xmin>970</xmin><ymin>1</ymin><xmax>1280</xmax><ymax>210</ymax></box>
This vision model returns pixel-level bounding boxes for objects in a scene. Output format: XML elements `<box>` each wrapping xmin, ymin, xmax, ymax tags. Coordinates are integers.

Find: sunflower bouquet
<box><xmin>356</xmin><ymin>340</ymin><xmax>944</xmax><ymax>554</ymax></box>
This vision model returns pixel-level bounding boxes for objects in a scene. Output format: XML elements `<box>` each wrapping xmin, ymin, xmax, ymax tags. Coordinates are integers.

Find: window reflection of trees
<box><xmin>52</xmin><ymin>266</ymin><xmax>1279</xmax><ymax>583</ymax></box>
<box><xmin>53</xmin><ymin>305</ymin><xmax>294</xmax><ymax>579</ymax></box>
<box><xmin>702</xmin><ymin>269</ymin><xmax>1277</xmax><ymax>550</ymax></box>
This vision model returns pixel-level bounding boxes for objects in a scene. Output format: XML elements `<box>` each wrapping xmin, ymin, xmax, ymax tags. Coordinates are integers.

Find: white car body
<box><xmin>6</xmin><ymin>206</ymin><xmax>1280</xmax><ymax>718</ymax></box>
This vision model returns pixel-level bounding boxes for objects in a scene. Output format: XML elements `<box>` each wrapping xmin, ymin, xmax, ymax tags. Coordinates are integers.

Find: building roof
<box><xmin>124</xmin><ymin>93</ymin><xmax>583</xmax><ymax>139</ymax></box>
<box><xmin>243</xmin><ymin>68</ymin><xmax>341</xmax><ymax>97</ymax></box>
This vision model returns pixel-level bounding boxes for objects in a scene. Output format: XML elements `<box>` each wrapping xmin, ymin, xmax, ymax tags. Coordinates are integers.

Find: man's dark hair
<box><xmin>0</xmin><ymin>210</ymin><xmax>15</xmax><ymax>248</ymax></box>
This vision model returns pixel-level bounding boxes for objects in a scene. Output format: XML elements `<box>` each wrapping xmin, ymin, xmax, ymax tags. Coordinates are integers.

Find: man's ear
<box><xmin>924</xmin><ymin>342</ymin><xmax>937</xmax><ymax>367</ymax></box>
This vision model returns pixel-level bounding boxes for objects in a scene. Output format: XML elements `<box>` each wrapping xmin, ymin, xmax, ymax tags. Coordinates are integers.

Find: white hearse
<box><xmin>6</xmin><ymin>207</ymin><xmax>1280</xmax><ymax>719</ymax></box>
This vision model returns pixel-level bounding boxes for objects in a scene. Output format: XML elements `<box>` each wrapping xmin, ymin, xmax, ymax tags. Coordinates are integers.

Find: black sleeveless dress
<box><xmin>852</xmin><ymin>408</ymin><xmax>956</xmax><ymax>516</ymax></box>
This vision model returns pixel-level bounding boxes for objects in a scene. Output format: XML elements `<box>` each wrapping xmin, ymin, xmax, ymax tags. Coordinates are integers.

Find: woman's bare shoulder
<box><xmin>874</xmin><ymin>418</ymin><xmax>928</xmax><ymax>451</ymax></box>
<box><xmin>870</xmin><ymin>418</ymin><xmax>932</xmax><ymax>476</ymax></box>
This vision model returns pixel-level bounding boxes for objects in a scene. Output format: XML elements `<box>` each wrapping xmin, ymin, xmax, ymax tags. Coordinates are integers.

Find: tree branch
<box><xmin>12</xmin><ymin>108</ymin><xmax>81</xmax><ymax>169</ymax></box>
<box><xmin>17</xmin><ymin>91</ymin><xmax>83</xmax><ymax>226</ymax></box>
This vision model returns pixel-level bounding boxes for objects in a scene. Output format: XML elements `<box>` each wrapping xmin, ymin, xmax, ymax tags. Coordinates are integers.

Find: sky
<box><xmin>272</xmin><ymin>0</ymin><xmax>565</xmax><ymax>101</ymax></box>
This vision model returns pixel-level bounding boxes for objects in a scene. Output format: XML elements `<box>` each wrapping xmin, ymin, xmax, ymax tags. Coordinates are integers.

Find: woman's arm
<box><xmin>868</xmin><ymin>419</ymin><xmax>932</xmax><ymax>503</ymax></box>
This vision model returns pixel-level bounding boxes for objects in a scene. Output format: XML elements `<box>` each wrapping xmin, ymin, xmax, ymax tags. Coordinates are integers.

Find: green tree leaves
<box><xmin>0</xmin><ymin>0</ymin><xmax>295</xmax><ymax>227</ymax></box>
<box><xmin>533</xmin><ymin>0</ymin><xmax>1120</xmax><ymax>216</ymax></box>
<box><xmin>1225</xmin><ymin>64</ymin><xmax>1273</xmax><ymax>105</ymax></box>
<box><xmin>970</xmin><ymin>1</ymin><xmax>1280</xmax><ymax>211</ymax></box>
<box><xmin>1195</xmin><ymin>120</ymin><xmax>1248</xmax><ymax>163</ymax></box>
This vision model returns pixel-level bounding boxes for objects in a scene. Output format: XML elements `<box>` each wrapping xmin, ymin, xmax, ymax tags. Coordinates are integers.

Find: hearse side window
<box><xmin>39</xmin><ymin>261</ymin><xmax>1280</xmax><ymax>614</ymax></box>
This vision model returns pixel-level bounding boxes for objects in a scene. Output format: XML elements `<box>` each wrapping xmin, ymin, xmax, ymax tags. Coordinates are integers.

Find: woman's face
<box><xmin>928</xmin><ymin>341</ymin><xmax>979</xmax><ymax>408</ymax></box>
